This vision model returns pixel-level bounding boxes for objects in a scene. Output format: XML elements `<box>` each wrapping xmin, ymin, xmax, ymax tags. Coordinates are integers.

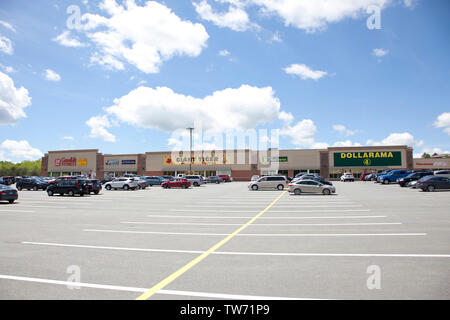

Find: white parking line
<box><xmin>170</xmin><ymin>209</ymin><xmax>369</xmax><ymax>213</ymax></box>
<box><xmin>121</xmin><ymin>221</ymin><xmax>402</xmax><ymax>227</ymax></box>
<box><xmin>0</xmin><ymin>209</ymin><xmax>35</xmax><ymax>213</ymax></box>
<box><xmin>0</xmin><ymin>274</ymin><xmax>306</xmax><ymax>300</ymax></box>
<box><xmin>22</xmin><ymin>242</ymin><xmax>450</xmax><ymax>258</ymax></box>
<box><xmin>83</xmin><ymin>229</ymin><xmax>426</xmax><ymax>237</ymax></box>
<box><xmin>185</xmin><ymin>205</ymin><xmax>363</xmax><ymax>208</ymax></box>
<box><xmin>149</xmin><ymin>214</ymin><xmax>383</xmax><ymax>219</ymax></box>
<box><xmin>11</xmin><ymin>205</ymin><xmax>69</xmax><ymax>209</ymax></box>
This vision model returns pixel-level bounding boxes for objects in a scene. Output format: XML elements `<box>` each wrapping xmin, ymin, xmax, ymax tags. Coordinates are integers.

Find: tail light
<box><xmin>0</xmin><ymin>191</ymin><xmax>5</xmax><ymax>195</ymax></box>
<box><xmin>288</xmin><ymin>184</ymin><xmax>293</xmax><ymax>187</ymax></box>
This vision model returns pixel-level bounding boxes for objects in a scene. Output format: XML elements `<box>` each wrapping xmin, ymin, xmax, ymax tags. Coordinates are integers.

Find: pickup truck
<box><xmin>377</xmin><ymin>169</ymin><xmax>410</xmax><ymax>184</ymax></box>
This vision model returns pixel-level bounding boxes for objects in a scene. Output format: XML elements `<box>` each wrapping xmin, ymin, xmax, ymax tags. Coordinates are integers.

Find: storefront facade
<box><xmin>41</xmin><ymin>145</ymin><xmax>447</xmax><ymax>181</ymax></box>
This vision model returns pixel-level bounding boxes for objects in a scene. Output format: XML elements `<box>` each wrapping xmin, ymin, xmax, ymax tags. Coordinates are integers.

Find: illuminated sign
<box><xmin>122</xmin><ymin>160</ymin><xmax>136</xmax><ymax>165</ymax></box>
<box><xmin>105</xmin><ymin>160</ymin><xmax>119</xmax><ymax>166</ymax></box>
<box><xmin>163</xmin><ymin>155</ymin><xmax>229</xmax><ymax>166</ymax></box>
<box><xmin>334</xmin><ymin>151</ymin><xmax>402</xmax><ymax>167</ymax></box>
<box><xmin>262</xmin><ymin>156</ymin><xmax>288</xmax><ymax>163</ymax></box>
<box><xmin>54</xmin><ymin>157</ymin><xmax>77</xmax><ymax>167</ymax></box>
<box><xmin>77</xmin><ymin>158</ymin><xmax>87</xmax><ymax>166</ymax></box>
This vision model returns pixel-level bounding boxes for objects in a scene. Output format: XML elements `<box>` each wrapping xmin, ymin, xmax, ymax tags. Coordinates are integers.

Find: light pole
<box><xmin>186</xmin><ymin>127</ymin><xmax>194</xmax><ymax>174</ymax></box>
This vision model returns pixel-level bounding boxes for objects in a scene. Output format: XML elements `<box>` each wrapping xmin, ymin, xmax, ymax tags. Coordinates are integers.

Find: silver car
<box><xmin>288</xmin><ymin>179</ymin><xmax>336</xmax><ymax>195</ymax></box>
<box><xmin>248</xmin><ymin>176</ymin><xmax>288</xmax><ymax>191</ymax></box>
<box><xmin>104</xmin><ymin>177</ymin><xmax>139</xmax><ymax>190</ymax></box>
<box><xmin>185</xmin><ymin>175</ymin><xmax>205</xmax><ymax>187</ymax></box>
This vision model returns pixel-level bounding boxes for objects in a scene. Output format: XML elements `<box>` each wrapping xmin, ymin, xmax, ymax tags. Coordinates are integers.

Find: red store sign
<box><xmin>55</xmin><ymin>157</ymin><xmax>77</xmax><ymax>167</ymax></box>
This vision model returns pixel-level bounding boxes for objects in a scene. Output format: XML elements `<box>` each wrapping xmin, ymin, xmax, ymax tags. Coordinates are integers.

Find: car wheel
<box><xmin>277</xmin><ymin>184</ymin><xmax>284</xmax><ymax>191</ymax></box>
<box><xmin>383</xmin><ymin>179</ymin><xmax>389</xmax><ymax>185</ymax></box>
<box><xmin>8</xmin><ymin>200</ymin><xmax>14</xmax><ymax>203</ymax></box>
<box><xmin>123</xmin><ymin>185</ymin><xmax>129</xmax><ymax>190</ymax></box>
<box><xmin>47</xmin><ymin>190</ymin><xmax>53</xmax><ymax>196</ymax></box>
<box><xmin>68</xmin><ymin>190</ymin><xmax>75</xmax><ymax>197</ymax></box>
<box><xmin>17</xmin><ymin>186</ymin><xmax>22</xmax><ymax>191</ymax></box>
<box><xmin>80</xmin><ymin>193</ymin><xmax>84</xmax><ymax>197</ymax></box>
<box><xmin>94</xmin><ymin>191</ymin><xmax>99</xmax><ymax>195</ymax></box>
<box><xmin>33</xmin><ymin>186</ymin><xmax>38</xmax><ymax>191</ymax></box>
<box><xmin>427</xmin><ymin>185</ymin><xmax>435</xmax><ymax>192</ymax></box>
<box><xmin>194</xmin><ymin>182</ymin><xmax>199</xmax><ymax>187</ymax></box>
<box><xmin>182</xmin><ymin>184</ymin><xmax>187</xmax><ymax>189</ymax></box>
<box><xmin>251</xmin><ymin>185</ymin><xmax>258</xmax><ymax>191</ymax></box>
<box><xmin>105</xmin><ymin>185</ymin><xmax>111</xmax><ymax>190</ymax></box>
<box><xmin>294</xmin><ymin>188</ymin><xmax>301</xmax><ymax>195</ymax></box>
<box><xmin>323</xmin><ymin>189</ymin><xmax>331</xmax><ymax>195</ymax></box>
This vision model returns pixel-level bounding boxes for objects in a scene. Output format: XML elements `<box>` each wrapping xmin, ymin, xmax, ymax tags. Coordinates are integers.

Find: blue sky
<box><xmin>0</xmin><ymin>0</ymin><xmax>449</xmax><ymax>162</ymax></box>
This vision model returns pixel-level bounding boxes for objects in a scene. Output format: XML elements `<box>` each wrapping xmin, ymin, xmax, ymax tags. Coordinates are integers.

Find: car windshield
<box><xmin>418</xmin><ymin>175</ymin><xmax>435</xmax><ymax>182</ymax></box>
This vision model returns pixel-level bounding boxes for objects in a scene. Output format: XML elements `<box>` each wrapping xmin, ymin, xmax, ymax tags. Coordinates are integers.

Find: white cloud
<box><xmin>284</xmin><ymin>63</ymin><xmax>327</xmax><ymax>80</ymax></box>
<box><xmin>44</xmin><ymin>69</ymin><xmax>61</xmax><ymax>82</ymax></box>
<box><xmin>0</xmin><ymin>64</ymin><xmax>16</xmax><ymax>73</ymax></box>
<box><xmin>0</xmin><ymin>71</ymin><xmax>31</xmax><ymax>125</ymax></box>
<box><xmin>105</xmin><ymin>85</ymin><xmax>281</xmax><ymax>133</ymax></box>
<box><xmin>373</xmin><ymin>48</ymin><xmax>389</xmax><ymax>57</ymax></box>
<box><xmin>78</xmin><ymin>0</ymin><xmax>209</xmax><ymax>73</ymax></box>
<box><xmin>269</xmin><ymin>31</ymin><xmax>282</xmax><ymax>43</ymax></box>
<box><xmin>193</xmin><ymin>0</ymin><xmax>259</xmax><ymax>32</ymax></box>
<box><xmin>86</xmin><ymin>115</ymin><xmax>116</xmax><ymax>142</ymax></box>
<box><xmin>366</xmin><ymin>132</ymin><xmax>424</xmax><ymax>147</ymax></box>
<box><xmin>250</xmin><ymin>0</ymin><xmax>389</xmax><ymax>32</ymax></box>
<box><xmin>332</xmin><ymin>124</ymin><xmax>356</xmax><ymax>136</ymax></box>
<box><xmin>280</xmin><ymin>118</ymin><xmax>328</xmax><ymax>148</ymax></box>
<box><xmin>333</xmin><ymin>140</ymin><xmax>362</xmax><ymax>147</ymax></box>
<box><xmin>219</xmin><ymin>49</ymin><xmax>231</xmax><ymax>56</ymax></box>
<box><xmin>0</xmin><ymin>140</ymin><xmax>43</xmax><ymax>162</ymax></box>
<box><xmin>433</xmin><ymin>112</ymin><xmax>450</xmax><ymax>136</ymax></box>
<box><xmin>0</xmin><ymin>21</ymin><xmax>16</xmax><ymax>33</ymax></box>
<box><xmin>53</xmin><ymin>30</ymin><xmax>88</xmax><ymax>48</ymax></box>
<box><xmin>0</xmin><ymin>36</ymin><xmax>13</xmax><ymax>55</ymax></box>
<box><xmin>63</xmin><ymin>136</ymin><xmax>75</xmax><ymax>141</ymax></box>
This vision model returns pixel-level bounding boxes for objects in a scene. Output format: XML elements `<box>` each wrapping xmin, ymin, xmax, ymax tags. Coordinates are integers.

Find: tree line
<box><xmin>0</xmin><ymin>160</ymin><xmax>42</xmax><ymax>177</ymax></box>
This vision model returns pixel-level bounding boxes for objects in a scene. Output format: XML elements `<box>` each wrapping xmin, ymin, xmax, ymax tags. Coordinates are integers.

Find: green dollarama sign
<box><xmin>334</xmin><ymin>151</ymin><xmax>402</xmax><ymax>167</ymax></box>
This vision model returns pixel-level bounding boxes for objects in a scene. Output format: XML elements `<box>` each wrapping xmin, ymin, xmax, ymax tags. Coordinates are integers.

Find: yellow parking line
<box><xmin>136</xmin><ymin>191</ymin><xmax>287</xmax><ymax>300</ymax></box>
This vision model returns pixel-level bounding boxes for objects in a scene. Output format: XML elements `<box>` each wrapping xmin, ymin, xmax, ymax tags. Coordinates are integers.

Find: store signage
<box><xmin>262</xmin><ymin>156</ymin><xmax>288</xmax><ymax>163</ymax></box>
<box><xmin>122</xmin><ymin>160</ymin><xmax>136</xmax><ymax>165</ymax></box>
<box><xmin>334</xmin><ymin>151</ymin><xmax>402</xmax><ymax>167</ymax></box>
<box><xmin>77</xmin><ymin>158</ymin><xmax>87</xmax><ymax>166</ymax></box>
<box><xmin>54</xmin><ymin>157</ymin><xmax>77</xmax><ymax>167</ymax></box>
<box><xmin>105</xmin><ymin>160</ymin><xmax>120</xmax><ymax>166</ymax></box>
<box><xmin>163</xmin><ymin>155</ymin><xmax>228</xmax><ymax>166</ymax></box>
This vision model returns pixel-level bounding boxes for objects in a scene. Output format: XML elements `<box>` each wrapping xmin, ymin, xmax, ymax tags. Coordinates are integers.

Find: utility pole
<box><xmin>186</xmin><ymin>127</ymin><xmax>194</xmax><ymax>174</ymax></box>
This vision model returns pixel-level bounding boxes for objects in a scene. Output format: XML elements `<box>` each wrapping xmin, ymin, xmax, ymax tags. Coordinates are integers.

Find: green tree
<box><xmin>0</xmin><ymin>160</ymin><xmax>42</xmax><ymax>177</ymax></box>
<box><xmin>421</xmin><ymin>153</ymin><xmax>431</xmax><ymax>159</ymax></box>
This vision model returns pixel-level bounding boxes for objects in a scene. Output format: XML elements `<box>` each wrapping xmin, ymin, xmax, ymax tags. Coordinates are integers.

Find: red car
<box><xmin>161</xmin><ymin>178</ymin><xmax>191</xmax><ymax>189</ymax></box>
<box><xmin>218</xmin><ymin>174</ymin><xmax>231</xmax><ymax>182</ymax></box>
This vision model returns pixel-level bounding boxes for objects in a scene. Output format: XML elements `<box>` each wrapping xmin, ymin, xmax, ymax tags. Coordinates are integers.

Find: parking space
<box><xmin>0</xmin><ymin>181</ymin><xmax>449</xmax><ymax>299</ymax></box>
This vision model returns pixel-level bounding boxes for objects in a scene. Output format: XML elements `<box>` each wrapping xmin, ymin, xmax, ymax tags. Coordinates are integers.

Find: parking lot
<box><xmin>0</xmin><ymin>181</ymin><xmax>449</xmax><ymax>300</ymax></box>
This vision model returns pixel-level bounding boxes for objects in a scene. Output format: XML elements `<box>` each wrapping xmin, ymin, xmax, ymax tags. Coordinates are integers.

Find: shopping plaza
<box><xmin>40</xmin><ymin>145</ymin><xmax>450</xmax><ymax>181</ymax></box>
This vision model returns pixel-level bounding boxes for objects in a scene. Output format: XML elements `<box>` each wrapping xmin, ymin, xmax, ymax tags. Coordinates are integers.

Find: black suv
<box><xmin>16</xmin><ymin>178</ymin><xmax>48</xmax><ymax>191</ymax></box>
<box><xmin>398</xmin><ymin>171</ymin><xmax>433</xmax><ymax>187</ymax></box>
<box><xmin>86</xmin><ymin>179</ymin><xmax>102</xmax><ymax>195</ymax></box>
<box><xmin>46</xmin><ymin>179</ymin><xmax>88</xmax><ymax>196</ymax></box>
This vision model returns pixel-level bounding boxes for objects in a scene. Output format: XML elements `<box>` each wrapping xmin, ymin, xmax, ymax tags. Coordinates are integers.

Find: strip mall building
<box><xmin>41</xmin><ymin>146</ymin><xmax>450</xmax><ymax>181</ymax></box>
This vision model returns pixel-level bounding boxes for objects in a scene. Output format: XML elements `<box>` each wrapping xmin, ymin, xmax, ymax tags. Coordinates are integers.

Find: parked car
<box><xmin>0</xmin><ymin>184</ymin><xmax>18</xmax><ymax>203</ymax></box>
<box><xmin>47</xmin><ymin>179</ymin><xmax>88</xmax><ymax>196</ymax></box>
<box><xmin>161</xmin><ymin>175</ymin><xmax>174</xmax><ymax>180</ymax></box>
<box><xmin>377</xmin><ymin>169</ymin><xmax>409</xmax><ymax>184</ymax></box>
<box><xmin>416</xmin><ymin>175</ymin><xmax>450</xmax><ymax>192</ymax></box>
<box><xmin>16</xmin><ymin>177</ymin><xmax>48</xmax><ymax>191</ymax></box>
<box><xmin>130</xmin><ymin>177</ymin><xmax>148</xmax><ymax>189</ymax></box>
<box><xmin>104</xmin><ymin>178</ymin><xmax>139</xmax><ymax>191</ymax></box>
<box><xmin>360</xmin><ymin>172</ymin><xmax>372</xmax><ymax>181</ymax></box>
<box><xmin>0</xmin><ymin>178</ymin><xmax>6</xmax><ymax>185</ymax></box>
<box><xmin>101</xmin><ymin>176</ymin><xmax>115</xmax><ymax>184</ymax></box>
<box><xmin>85</xmin><ymin>179</ymin><xmax>102</xmax><ymax>194</ymax></box>
<box><xmin>185</xmin><ymin>175</ymin><xmax>205</xmax><ymax>187</ymax></box>
<box><xmin>288</xmin><ymin>179</ymin><xmax>336</xmax><ymax>195</ymax></box>
<box><xmin>434</xmin><ymin>170</ymin><xmax>450</xmax><ymax>178</ymax></box>
<box><xmin>248</xmin><ymin>176</ymin><xmax>288</xmax><ymax>191</ymax></box>
<box><xmin>373</xmin><ymin>169</ymin><xmax>394</xmax><ymax>182</ymax></box>
<box><xmin>340</xmin><ymin>173</ymin><xmax>355</xmax><ymax>182</ymax></box>
<box><xmin>218</xmin><ymin>174</ymin><xmax>232</xmax><ymax>182</ymax></box>
<box><xmin>143</xmin><ymin>176</ymin><xmax>167</xmax><ymax>186</ymax></box>
<box><xmin>1</xmin><ymin>176</ymin><xmax>15</xmax><ymax>185</ymax></box>
<box><xmin>398</xmin><ymin>171</ymin><xmax>433</xmax><ymax>187</ymax></box>
<box><xmin>205</xmin><ymin>176</ymin><xmax>224</xmax><ymax>184</ymax></box>
<box><xmin>364</xmin><ymin>173</ymin><xmax>377</xmax><ymax>181</ymax></box>
<box><xmin>161</xmin><ymin>178</ymin><xmax>191</xmax><ymax>189</ymax></box>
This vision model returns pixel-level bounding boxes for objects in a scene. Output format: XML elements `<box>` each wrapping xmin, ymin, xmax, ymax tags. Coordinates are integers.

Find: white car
<box><xmin>434</xmin><ymin>170</ymin><xmax>450</xmax><ymax>178</ymax></box>
<box><xmin>104</xmin><ymin>178</ymin><xmax>139</xmax><ymax>190</ymax></box>
<box><xmin>340</xmin><ymin>173</ymin><xmax>355</xmax><ymax>182</ymax></box>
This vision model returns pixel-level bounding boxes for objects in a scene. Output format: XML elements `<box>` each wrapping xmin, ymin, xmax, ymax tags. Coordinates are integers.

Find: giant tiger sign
<box><xmin>334</xmin><ymin>151</ymin><xmax>402</xmax><ymax>167</ymax></box>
